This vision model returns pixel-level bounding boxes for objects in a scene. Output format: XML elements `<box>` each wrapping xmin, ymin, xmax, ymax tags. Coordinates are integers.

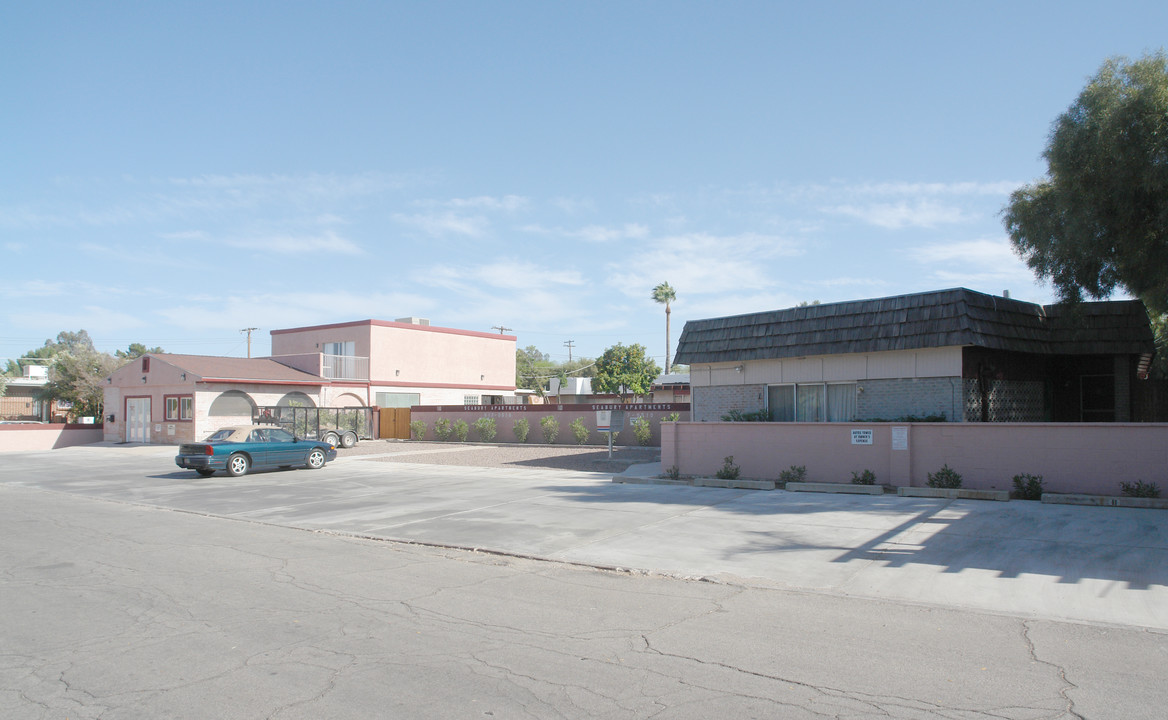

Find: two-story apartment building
<box><xmin>102</xmin><ymin>317</ymin><xmax>518</xmax><ymax>444</ymax></box>
<box><xmin>269</xmin><ymin>317</ymin><xmax>517</xmax><ymax>408</ymax></box>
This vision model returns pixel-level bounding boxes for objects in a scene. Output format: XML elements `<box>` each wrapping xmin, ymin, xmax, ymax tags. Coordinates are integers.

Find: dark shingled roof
<box><xmin>674</xmin><ymin>288</ymin><xmax>1154</xmax><ymax>365</ymax></box>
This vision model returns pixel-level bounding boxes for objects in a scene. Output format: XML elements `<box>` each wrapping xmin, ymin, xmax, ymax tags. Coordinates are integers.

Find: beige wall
<box><xmin>662</xmin><ymin>421</ymin><xmax>1168</xmax><ymax>496</ymax></box>
<box><xmin>367</xmin><ymin>323</ymin><xmax>514</xmax><ymax>388</ymax></box>
<box><xmin>270</xmin><ymin>320</ymin><xmax>516</xmax><ymax>396</ymax></box>
<box><xmin>0</xmin><ymin>424</ymin><xmax>105</xmax><ymax>453</ymax></box>
<box><xmin>690</xmin><ymin>347</ymin><xmax>963</xmax><ymax>387</ymax></box>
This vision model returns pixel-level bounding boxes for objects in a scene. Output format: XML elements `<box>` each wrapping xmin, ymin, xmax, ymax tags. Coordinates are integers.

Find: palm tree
<box><xmin>651</xmin><ymin>281</ymin><xmax>677</xmax><ymax>374</ymax></box>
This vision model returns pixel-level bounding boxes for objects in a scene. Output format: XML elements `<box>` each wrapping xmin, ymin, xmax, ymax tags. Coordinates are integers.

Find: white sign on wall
<box><xmin>851</xmin><ymin>429</ymin><xmax>873</xmax><ymax>445</ymax></box>
<box><xmin>891</xmin><ymin>426</ymin><xmax>909</xmax><ymax>451</ymax></box>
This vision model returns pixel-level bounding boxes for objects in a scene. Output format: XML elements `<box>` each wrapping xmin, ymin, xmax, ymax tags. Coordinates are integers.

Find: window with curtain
<box><xmin>767</xmin><ymin>383</ymin><xmax>857</xmax><ymax>422</ymax></box>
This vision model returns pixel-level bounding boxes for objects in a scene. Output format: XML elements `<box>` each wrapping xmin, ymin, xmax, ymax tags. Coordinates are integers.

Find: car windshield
<box><xmin>205</xmin><ymin>429</ymin><xmax>235</xmax><ymax>442</ymax></box>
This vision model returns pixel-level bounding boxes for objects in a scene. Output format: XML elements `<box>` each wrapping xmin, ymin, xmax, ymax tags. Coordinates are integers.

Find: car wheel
<box><xmin>322</xmin><ymin>431</ymin><xmax>340</xmax><ymax>447</ymax></box>
<box><xmin>340</xmin><ymin>431</ymin><xmax>357</xmax><ymax>448</ymax></box>
<box><xmin>306</xmin><ymin>448</ymin><xmax>326</xmax><ymax>469</ymax></box>
<box><xmin>196</xmin><ymin>468</ymin><xmax>215</xmax><ymax>478</ymax></box>
<box><xmin>226</xmin><ymin>453</ymin><xmax>250</xmax><ymax>477</ymax></box>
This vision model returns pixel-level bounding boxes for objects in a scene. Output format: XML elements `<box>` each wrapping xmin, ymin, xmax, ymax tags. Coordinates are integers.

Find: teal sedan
<box><xmin>175</xmin><ymin>425</ymin><xmax>337</xmax><ymax>477</ymax></box>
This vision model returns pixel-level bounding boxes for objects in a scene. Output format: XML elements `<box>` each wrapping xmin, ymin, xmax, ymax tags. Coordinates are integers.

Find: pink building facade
<box><xmin>270</xmin><ymin>317</ymin><xmax>517</xmax><ymax>408</ymax></box>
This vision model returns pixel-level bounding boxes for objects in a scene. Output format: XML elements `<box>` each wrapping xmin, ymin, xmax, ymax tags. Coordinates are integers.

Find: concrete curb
<box><xmin>786</xmin><ymin>481</ymin><xmax>883</xmax><ymax>495</ymax></box>
<box><xmin>898</xmin><ymin>487</ymin><xmax>1010</xmax><ymax>502</ymax></box>
<box><xmin>1041</xmin><ymin>493</ymin><xmax>1168</xmax><ymax>509</ymax></box>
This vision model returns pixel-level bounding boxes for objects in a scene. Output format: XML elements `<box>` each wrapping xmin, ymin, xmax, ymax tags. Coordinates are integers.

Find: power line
<box><xmin>491</xmin><ymin>325</ymin><xmax>513</xmax><ymax>335</ymax></box>
<box><xmin>563</xmin><ymin>340</ymin><xmax>575</xmax><ymax>362</ymax></box>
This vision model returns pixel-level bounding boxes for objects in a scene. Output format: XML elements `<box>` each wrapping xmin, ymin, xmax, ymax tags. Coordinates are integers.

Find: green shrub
<box><xmin>927</xmin><ymin>464</ymin><xmax>963</xmax><ymax>489</ymax></box>
<box><xmin>434</xmin><ymin>418</ymin><xmax>452</xmax><ymax>441</ymax></box>
<box><xmin>715</xmin><ymin>456</ymin><xmax>741</xmax><ymax>480</ymax></box>
<box><xmin>513</xmin><ymin>418</ymin><xmax>530</xmax><ymax>443</ymax></box>
<box><xmin>409</xmin><ymin>420</ymin><xmax>427</xmax><ymax>440</ymax></box>
<box><xmin>1012</xmin><ymin>473</ymin><xmax>1045</xmax><ymax>500</ymax></box>
<box><xmin>661</xmin><ymin>412</ymin><xmax>681</xmax><ymax>423</ymax></box>
<box><xmin>851</xmin><ymin>469</ymin><xmax>877</xmax><ymax>485</ymax></box>
<box><xmin>664</xmin><ymin>465</ymin><xmax>681</xmax><ymax>481</ymax></box>
<box><xmin>779</xmin><ymin>465</ymin><xmax>806</xmax><ymax>483</ymax></box>
<box><xmin>1120</xmin><ymin>480</ymin><xmax>1161</xmax><ymax>498</ymax></box>
<box><xmin>721</xmin><ymin>409</ymin><xmax>773</xmax><ymax>422</ymax></box>
<box><xmin>631</xmin><ymin>416</ymin><xmax>652</xmax><ymax>446</ymax></box>
<box><xmin>473</xmin><ymin>417</ymin><xmax>497</xmax><ymax>442</ymax></box>
<box><xmin>540</xmin><ymin>415</ymin><xmax>560</xmax><ymax>444</ymax></box>
<box><xmin>452</xmin><ymin>419</ymin><xmax>469</xmax><ymax>442</ymax></box>
<box><xmin>570</xmin><ymin>417</ymin><xmax>590</xmax><ymax>445</ymax></box>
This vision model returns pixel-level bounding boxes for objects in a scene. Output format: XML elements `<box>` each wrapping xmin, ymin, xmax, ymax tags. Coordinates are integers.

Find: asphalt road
<box><xmin>2</xmin><ymin>444</ymin><xmax>1166</xmax><ymax>718</ymax></box>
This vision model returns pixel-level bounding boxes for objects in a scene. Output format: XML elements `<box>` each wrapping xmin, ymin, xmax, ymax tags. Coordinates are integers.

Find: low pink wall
<box><xmin>411</xmin><ymin>404</ymin><xmax>689</xmax><ymax>446</ymax></box>
<box><xmin>0</xmin><ymin>424</ymin><xmax>106</xmax><ymax>452</ymax></box>
<box><xmin>662</xmin><ymin>422</ymin><xmax>1168</xmax><ymax>496</ymax></box>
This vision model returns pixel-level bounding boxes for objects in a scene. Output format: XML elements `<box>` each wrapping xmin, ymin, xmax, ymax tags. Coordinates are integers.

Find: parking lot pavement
<box><xmin>3</xmin><ymin>444</ymin><xmax>1167</xmax><ymax>630</ymax></box>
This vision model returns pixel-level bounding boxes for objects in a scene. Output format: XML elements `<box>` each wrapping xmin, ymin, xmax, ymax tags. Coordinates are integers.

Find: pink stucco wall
<box><xmin>270</xmin><ymin>320</ymin><xmax>516</xmax><ymax>391</ymax></box>
<box><xmin>0</xmin><ymin>424</ymin><xmax>105</xmax><ymax>452</ymax></box>
<box><xmin>411</xmin><ymin>404</ymin><xmax>689</xmax><ymax>446</ymax></box>
<box><xmin>662</xmin><ymin>422</ymin><xmax>1168</xmax><ymax>496</ymax></box>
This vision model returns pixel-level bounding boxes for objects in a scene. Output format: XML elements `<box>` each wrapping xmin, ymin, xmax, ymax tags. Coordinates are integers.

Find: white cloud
<box><xmin>908</xmin><ymin>237</ymin><xmax>1018</xmax><ymax>266</ymax></box>
<box><xmin>825</xmin><ymin>200</ymin><xmax>970</xmax><ymax>229</ymax></box>
<box><xmin>521</xmin><ymin>222</ymin><xmax>650</xmax><ymax>243</ymax></box>
<box><xmin>605</xmin><ymin>232</ymin><xmax>804</xmax><ymax>297</ymax></box>
<box><xmin>224</xmin><ymin>230</ymin><xmax>363</xmax><ymax>255</ymax></box>
<box><xmin>443</xmin><ymin>195</ymin><xmax>529</xmax><ymax>212</ymax></box>
<box><xmin>393</xmin><ymin>211</ymin><xmax>490</xmax><ymax>238</ymax></box>
<box><xmin>420</xmin><ymin>260</ymin><xmax>586</xmax><ymax>292</ymax></box>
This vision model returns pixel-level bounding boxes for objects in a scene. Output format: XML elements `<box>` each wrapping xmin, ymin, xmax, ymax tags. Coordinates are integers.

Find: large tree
<box><xmin>651</xmin><ymin>281</ymin><xmax>677</xmax><ymax>373</ymax></box>
<box><xmin>6</xmin><ymin>331</ymin><xmax>163</xmax><ymax>419</ymax></box>
<box><xmin>1002</xmin><ymin>51</ymin><xmax>1168</xmax><ymax>315</ymax></box>
<box><xmin>591</xmin><ymin>343</ymin><xmax>661</xmax><ymax>402</ymax></box>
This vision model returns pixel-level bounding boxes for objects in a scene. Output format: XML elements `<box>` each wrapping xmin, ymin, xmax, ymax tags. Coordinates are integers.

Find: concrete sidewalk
<box><xmin>2</xmin><ymin>444</ymin><xmax>1166</xmax><ymax>630</ymax></box>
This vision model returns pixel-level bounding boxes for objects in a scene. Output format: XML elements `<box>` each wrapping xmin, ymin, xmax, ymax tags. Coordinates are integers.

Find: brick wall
<box><xmin>692</xmin><ymin>384</ymin><xmax>767</xmax><ymax>422</ymax></box>
<box><xmin>856</xmin><ymin>377</ymin><xmax>963</xmax><ymax>421</ymax></box>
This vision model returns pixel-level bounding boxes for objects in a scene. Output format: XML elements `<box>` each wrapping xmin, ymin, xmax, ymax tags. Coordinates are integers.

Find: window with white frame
<box><xmin>767</xmin><ymin>383</ymin><xmax>856</xmax><ymax>422</ymax></box>
<box><xmin>463</xmin><ymin>395</ymin><xmax>480</xmax><ymax>406</ymax></box>
<box><xmin>165</xmin><ymin>395</ymin><xmax>194</xmax><ymax>421</ymax></box>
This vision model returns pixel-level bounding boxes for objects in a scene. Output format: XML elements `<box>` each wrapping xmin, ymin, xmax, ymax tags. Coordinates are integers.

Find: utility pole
<box><xmin>240</xmin><ymin>327</ymin><xmax>258</xmax><ymax>358</ymax></box>
<box><xmin>491</xmin><ymin>325</ymin><xmax>513</xmax><ymax>335</ymax></box>
<box><xmin>563</xmin><ymin>340</ymin><xmax>575</xmax><ymax>363</ymax></box>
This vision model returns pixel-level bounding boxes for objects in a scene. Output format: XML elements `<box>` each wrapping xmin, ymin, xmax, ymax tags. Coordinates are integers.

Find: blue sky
<box><xmin>3</xmin><ymin>1</ymin><xmax>1166</xmax><ymax>369</ymax></box>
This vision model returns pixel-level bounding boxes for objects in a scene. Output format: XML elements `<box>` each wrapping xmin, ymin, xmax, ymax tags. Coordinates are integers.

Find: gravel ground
<box><xmin>336</xmin><ymin>439</ymin><xmax>660</xmax><ymax>473</ymax></box>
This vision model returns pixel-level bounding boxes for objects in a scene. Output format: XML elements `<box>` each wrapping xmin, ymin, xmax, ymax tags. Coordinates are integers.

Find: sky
<box><xmin>3</xmin><ymin>1</ymin><xmax>1166</xmax><ymax>370</ymax></box>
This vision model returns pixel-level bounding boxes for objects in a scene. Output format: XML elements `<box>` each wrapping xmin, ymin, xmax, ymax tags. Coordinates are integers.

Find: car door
<box><xmin>264</xmin><ymin>427</ymin><xmax>302</xmax><ymax>466</ymax></box>
<box><xmin>245</xmin><ymin>428</ymin><xmax>273</xmax><ymax>467</ymax></box>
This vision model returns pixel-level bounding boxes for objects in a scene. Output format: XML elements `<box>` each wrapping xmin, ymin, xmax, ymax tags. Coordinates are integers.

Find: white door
<box><xmin>127</xmin><ymin>398</ymin><xmax>151</xmax><ymax>443</ymax></box>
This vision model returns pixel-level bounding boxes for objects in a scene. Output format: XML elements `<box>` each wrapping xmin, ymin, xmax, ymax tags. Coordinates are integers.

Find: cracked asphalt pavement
<box><xmin>1</xmin><ymin>443</ymin><xmax>1166</xmax><ymax>718</ymax></box>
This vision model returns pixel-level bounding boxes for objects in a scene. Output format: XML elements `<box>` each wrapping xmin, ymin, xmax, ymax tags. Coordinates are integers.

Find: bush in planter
<box><xmin>851</xmin><ymin>469</ymin><xmax>877</xmax><ymax>485</ymax></box>
<box><xmin>664</xmin><ymin>465</ymin><xmax>681</xmax><ymax>481</ymax></box>
<box><xmin>434</xmin><ymin>418</ymin><xmax>452</xmax><ymax>441</ymax></box>
<box><xmin>540</xmin><ymin>415</ymin><xmax>560</xmax><ymax>444</ymax></box>
<box><xmin>715</xmin><ymin>456</ymin><xmax>741</xmax><ymax>480</ymax></box>
<box><xmin>661</xmin><ymin>412</ymin><xmax>680</xmax><ymax>423</ymax></box>
<box><xmin>570</xmin><ymin>417</ymin><xmax>590</xmax><ymax>445</ymax></box>
<box><xmin>409</xmin><ymin>420</ymin><xmax>427</xmax><ymax>440</ymax></box>
<box><xmin>473</xmin><ymin>417</ymin><xmax>497</xmax><ymax>442</ymax></box>
<box><xmin>453</xmin><ymin>419</ymin><xmax>469</xmax><ymax>442</ymax></box>
<box><xmin>513</xmin><ymin>417</ymin><xmax>530</xmax><ymax>443</ymax></box>
<box><xmin>631</xmin><ymin>416</ymin><xmax>652</xmax><ymax>446</ymax></box>
<box><xmin>1012</xmin><ymin>473</ymin><xmax>1045</xmax><ymax>500</ymax></box>
<box><xmin>1120</xmin><ymin>480</ymin><xmax>1161</xmax><ymax>498</ymax></box>
<box><xmin>927</xmin><ymin>464</ymin><xmax>963</xmax><ymax>489</ymax></box>
<box><xmin>779</xmin><ymin>465</ymin><xmax>807</xmax><ymax>484</ymax></box>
